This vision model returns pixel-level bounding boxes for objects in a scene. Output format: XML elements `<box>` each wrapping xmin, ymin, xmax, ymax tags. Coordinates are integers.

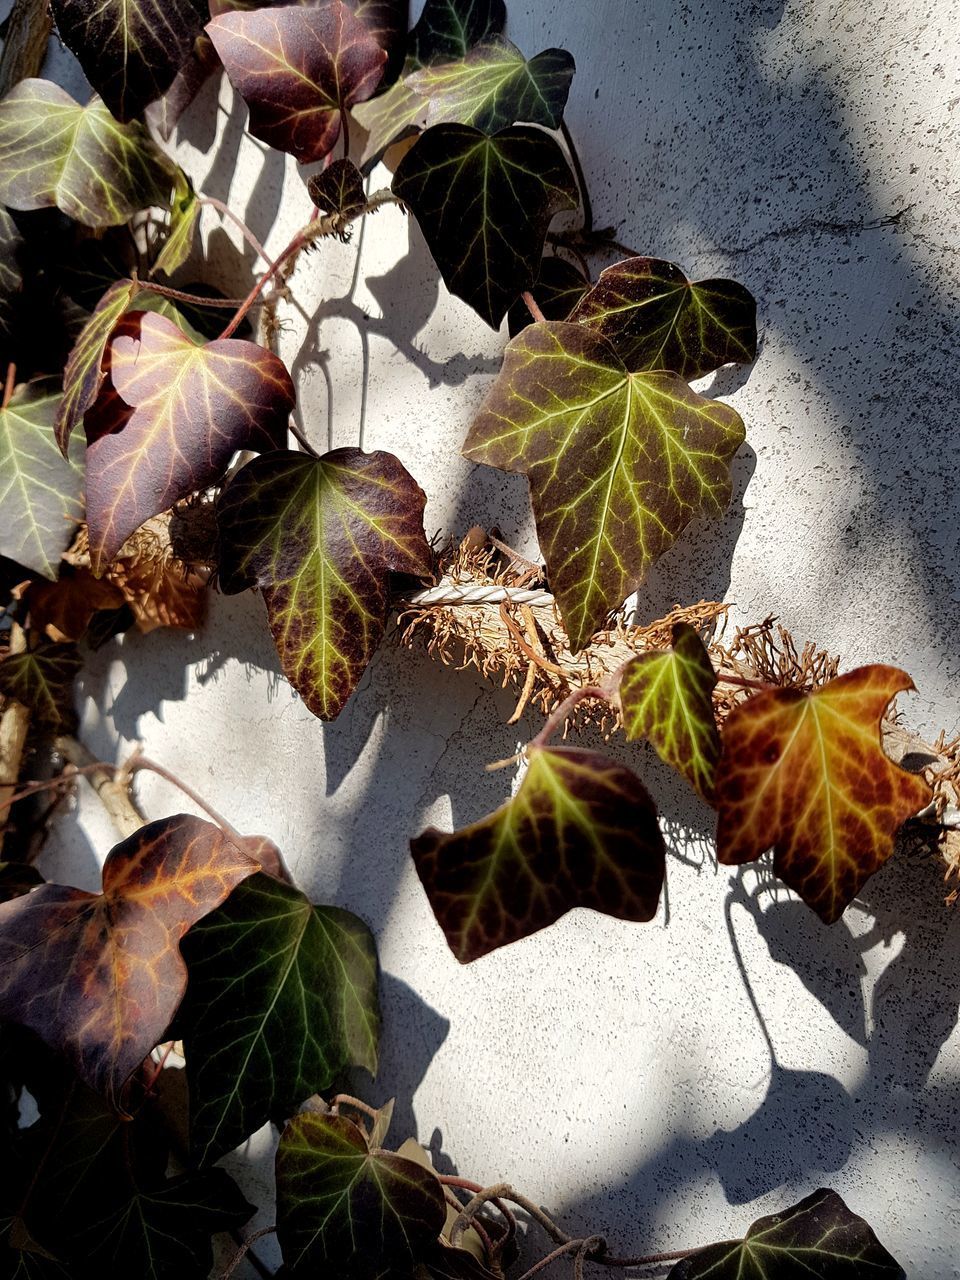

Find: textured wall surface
<box><xmin>26</xmin><ymin>0</ymin><xmax>960</xmax><ymax>1273</ymax></box>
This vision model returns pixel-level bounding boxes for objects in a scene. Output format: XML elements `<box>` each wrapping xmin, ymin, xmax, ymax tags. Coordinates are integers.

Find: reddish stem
<box><xmin>198</xmin><ymin>195</ymin><xmax>277</xmax><ymax>269</ymax></box>
<box><xmin>531</xmin><ymin>684</ymin><xmax>609</xmax><ymax>748</ymax></box>
<box><xmin>2</xmin><ymin>362</ymin><xmax>15</xmax><ymax>409</ymax></box>
<box><xmin>218</xmin><ymin>226</ymin><xmax>308</xmax><ymax>340</ymax></box>
<box><xmin>138</xmin><ymin>280</ymin><xmax>253</xmax><ymax>310</ymax></box>
<box><xmin>716</xmin><ymin>672</ymin><xmax>779</xmax><ymax>692</ymax></box>
<box><xmin>521</xmin><ymin>290</ymin><xmax>547</xmax><ymax>323</ymax></box>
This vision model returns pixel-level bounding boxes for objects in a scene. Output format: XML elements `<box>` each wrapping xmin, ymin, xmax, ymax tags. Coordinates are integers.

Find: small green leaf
<box><xmin>217</xmin><ymin>448</ymin><xmax>432</xmax><ymax>720</ymax></box>
<box><xmin>55</xmin><ymin>278</ymin><xmax>140</xmax><ymax>454</ymax></box>
<box><xmin>276</xmin><ymin>1112</ymin><xmax>447</xmax><ymax>1275</ymax></box>
<box><xmin>153</xmin><ymin>171</ymin><xmax>200</xmax><ymax>277</ymax></box>
<box><xmin>408</xmin><ymin>38</ymin><xmax>575</xmax><ymax>133</ymax></box>
<box><xmin>507</xmin><ymin>255</ymin><xmax>589</xmax><ymax>337</ymax></box>
<box><xmin>179</xmin><ymin>872</ymin><xmax>380</xmax><ymax>1166</ymax></box>
<box><xmin>393</xmin><ymin>124</ymin><xmax>578</xmax><ymax>328</ymax></box>
<box><xmin>620</xmin><ymin>623</ymin><xmax>720</xmax><ymax>802</ymax></box>
<box><xmin>49</xmin><ymin>0</ymin><xmax>206</xmax><ymax>122</ymax></box>
<box><xmin>206</xmin><ymin>3</ymin><xmax>387</xmax><ymax>164</ymax></box>
<box><xmin>0</xmin><ymin>382</ymin><xmax>84</xmax><ymax>579</ymax></box>
<box><xmin>668</xmin><ymin>1188</ymin><xmax>905</xmax><ymax>1279</ymax></box>
<box><xmin>463</xmin><ymin>321</ymin><xmax>745</xmax><ymax>650</ymax></box>
<box><xmin>0</xmin><ymin>80</ymin><xmax>174</xmax><ymax>228</ymax></box>
<box><xmin>570</xmin><ymin>257</ymin><xmax>757</xmax><ymax>380</ymax></box>
<box><xmin>0</xmin><ymin>643</ymin><xmax>81</xmax><ymax>729</ymax></box>
<box><xmin>408</xmin><ymin>0</ymin><xmax>506</xmax><ymax>64</ymax></box>
<box><xmin>410</xmin><ymin>745</ymin><xmax>666</xmax><ymax>962</ymax></box>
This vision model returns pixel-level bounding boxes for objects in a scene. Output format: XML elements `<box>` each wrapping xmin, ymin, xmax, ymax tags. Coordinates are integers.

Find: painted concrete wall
<box><xmin>22</xmin><ymin>0</ymin><xmax>960</xmax><ymax>1273</ymax></box>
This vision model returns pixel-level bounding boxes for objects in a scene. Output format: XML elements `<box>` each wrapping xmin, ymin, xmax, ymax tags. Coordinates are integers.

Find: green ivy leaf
<box><xmin>462</xmin><ymin>321</ymin><xmax>745</xmax><ymax>651</ymax></box>
<box><xmin>507</xmin><ymin>254</ymin><xmax>589</xmax><ymax>336</ymax></box>
<box><xmin>668</xmin><ymin>1188</ymin><xmax>905</xmax><ymax>1279</ymax></box>
<box><xmin>75</xmin><ymin>1170</ymin><xmax>253</xmax><ymax>1279</ymax></box>
<box><xmin>0</xmin><ymin>80</ymin><xmax>174</xmax><ymax>228</ymax></box>
<box><xmin>570</xmin><ymin>257</ymin><xmax>758</xmax><ymax>380</ymax></box>
<box><xmin>206</xmin><ymin>3</ymin><xmax>387</xmax><ymax>164</ymax></box>
<box><xmin>0</xmin><ymin>382</ymin><xmax>84</xmax><ymax>580</ymax></box>
<box><xmin>0</xmin><ymin>208</ymin><xmax>23</xmax><ymax>346</ymax></box>
<box><xmin>217</xmin><ymin>448</ymin><xmax>432</xmax><ymax>720</ymax></box>
<box><xmin>55</xmin><ymin>278</ymin><xmax>140</xmax><ymax>455</ymax></box>
<box><xmin>179</xmin><ymin>872</ymin><xmax>380</xmax><ymax>1166</ymax></box>
<box><xmin>408</xmin><ymin>38</ymin><xmax>575</xmax><ymax>133</ymax></box>
<box><xmin>408</xmin><ymin>0</ymin><xmax>506</xmax><ymax>64</ymax></box>
<box><xmin>620</xmin><ymin>622</ymin><xmax>720</xmax><ymax>802</ymax></box>
<box><xmin>152</xmin><ymin>171</ymin><xmax>200</xmax><ymax>277</ymax></box>
<box><xmin>49</xmin><ymin>0</ymin><xmax>206</xmax><ymax>122</ymax></box>
<box><xmin>410</xmin><ymin>745</ymin><xmax>666</xmax><ymax>962</ymax></box>
<box><xmin>393</xmin><ymin>124</ymin><xmax>577</xmax><ymax>328</ymax></box>
<box><xmin>307</xmin><ymin>157</ymin><xmax>367</xmax><ymax>219</ymax></box>
<box><xmin>276</xmin><ymin>1112</ymin><xmax>447</xmax><ymax>1276</ymax></box>
<box><xmin>84</xmin><ymin>311</ymin><xmax>295</xmax><ymax>573</ymax></box>
<box><xmin>0</xmin><ymin>643</ymin><xmax>82</xmax><ymax>729</ymax></box>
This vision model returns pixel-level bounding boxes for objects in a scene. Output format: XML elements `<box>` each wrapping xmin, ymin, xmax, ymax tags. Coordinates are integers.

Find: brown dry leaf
<box><xmin>20</xmin><ymin>568</ymin><xmax>126</xmax><ymax>641</ymax></box>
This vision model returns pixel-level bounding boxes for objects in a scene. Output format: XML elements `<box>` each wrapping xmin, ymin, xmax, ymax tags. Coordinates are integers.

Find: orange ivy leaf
<box><xmin>0</xmin><ymin>815</ymin><xmax>259</xmax><ymax>1105</ymax></box>
<box><xmin>714</xmin><ymin>666</ymin><xmax>932</xmax><ymax>922</ymax></box>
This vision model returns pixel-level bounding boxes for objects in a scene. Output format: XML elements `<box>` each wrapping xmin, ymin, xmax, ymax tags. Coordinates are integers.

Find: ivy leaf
<box><xmin>21</xmin><ymin>569</ymin><xmax>126</xmax><ymax>643</ymax></box>
<box><xmin>393</xmin><ymin>124</ymin><xmax>578</xmax><ymax>328</ymax></box>
<box><xmin>0</xmin><ymin>381</ymin><xmax>85</xmax><ymax>579</ymax></box>
<box><xmin>408</xmin><ymin>38</ymin><xmax>575</xmax><ymax>133</ymax></box>
<box><xmin>217</xmin><ymin>448</ymin><xmax>432</xmax><ymax>720</ymax></box>
<box><xmin>152</xmin><ymin>171</ymin><xmax>200</xmax><ymax>277</ymax></box>
<box><xmin>0</xmin><ymin>208</ymin><xmax>23</xmax><ymax>344</ymax></box>
<box><xmin>276</xmin><ymin>1111</ymin><xmax>447</xmax><ymax>1275</ymax></box>
<box><xmin>84</xmin><ymin>311</ymin><xmax>295</xmax><ymax>574</ymax></box>
<box><xmin>569</xmin><ymin>257</ymin><xmax>758</xmax><ymax>380</ymax></box>
<box><xmin>462</xmin><ymin>321</ymin><xmax>745</xmax><ymax>651</ymax></box>
<box><xmin>715</xmin><ymin>667</ymin><xmax>932</xmax><ymax>923</ymax></box>
<box><xmin>507</xmin><ymin>255</ymin><xmax>589</xmax><ymax>337</ymax></box>
<box><xmin>55</xmin><ymin>278</ymin><xmax>140</xmax><ymax>455</ymax></box>
<box><xmin>49</xmin><ymin>0</ymin><xmax>206</xmax><ymax>122</ymax></box>
<box><xmin>179</xmin><ymin>872</ymin><xmax>380</xmax><ymax>1166</ymax></box>
<box><xmin>307</xmin><ymin>157</ymin><xmax>367</xmax><ymax>218</ymax></box>
<box><xmin>668</xmin><ymin>1188</ymin><xmax>905</xmax><ymax>1279</ymax></box>
<box><xmin>0</xmin><ymin>643</ymin><xmax>82</xmax><ymax>729</ymax></box>
<box><xmin>0</xmin><ymin>80</ymin><xmax>174</xmax><ymax>228</ymax></box>
<box><xmin>410</xmin><ymin>745</ymin><xmax>666</xmax><ymax>962</ymax></box>
<box><xmin>0</xmin><ymin>815</ymin><xmax>260</xmax><ymax>1105</ymax></box>
<box><xmin>352</xmin><ymin>78</ymin><xmax>427</xmax><ymax>168</ymax></box>
<box><xmin>75</xmin><ymin>1170</ymin><xmax>254</xmax><ymax>1279</ymax></box>
<box><xmin>206</xmin><ymin>2</ymin><xmax>387</xmax><ymax>164</ymax></box>
<box><xmin>408</xmin><ymin>0</ymin><xmax>505</xmax><ymax>64</ymax></box>
<box><xmin>620</xmin><ymin>622</ymin><xmax>720</xmax><ymax>802</ymax></box>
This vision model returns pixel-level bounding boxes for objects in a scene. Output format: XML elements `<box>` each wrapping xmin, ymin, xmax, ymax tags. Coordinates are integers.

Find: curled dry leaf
<box><xmin>715</xmin><ymin>666</ymin><xmax>932</xmax><ymax>922</ymax></box>
<box><xmin>0</xmin><ymin>815</ymin><xmax>260</xmax><ymax>1105</ymax></box>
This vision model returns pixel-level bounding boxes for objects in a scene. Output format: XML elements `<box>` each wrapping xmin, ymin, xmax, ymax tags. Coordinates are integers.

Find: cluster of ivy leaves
<box><xmin>0</xmin><ymin>0</ymin><xmax>925</xmax><ymax>1274</ymax></box>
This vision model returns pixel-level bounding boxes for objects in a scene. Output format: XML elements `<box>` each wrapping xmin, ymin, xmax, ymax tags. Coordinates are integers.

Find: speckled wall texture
<box><xmin>32</xmin><ymin>0</ymin><xmax>960</xmax><ymax>1274</ymax></box>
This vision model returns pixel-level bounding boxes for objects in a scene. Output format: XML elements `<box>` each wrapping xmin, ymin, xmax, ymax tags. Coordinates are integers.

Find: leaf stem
<box><xmin>521</xmin><ymin>290</ymin><xmax>547</xmax><ymax>323</ymax></box>
<box><xmin>340</xmin><ymin>101</ymin><xmax>351</xmax><ymax>163</ymax></box>
<box><xmin>2</xmin><ymin>362</ymin><xmax>15</xmax><ymax>409</ymax></box>
<box><xmin>716</xmin><ymin>671</ymin><xmax>779</xmax><ymax>692</ymax></box>
<box><xmin>218</xmin><ymin>1226</ymin><xmax>277</xmax><ymax>1280</ymax></box>
<box><xmin>288</xmin><ymin>418</ymin><xmax>320</xmax><ymax>458</ymax></box>
<box><xmin>560</xmin><ymin>119</ymin><xmax>593</xmax><ymax>236</ymax></box>
<box><xmin>137</xmin><ymin>280</ymin><xmax>255</xmax><ymax>310</ymax></box>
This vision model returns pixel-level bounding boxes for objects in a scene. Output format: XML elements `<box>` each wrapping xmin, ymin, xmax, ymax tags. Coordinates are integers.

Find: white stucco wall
<box><xmin>22</xmin><ymin>0</ymin><xmax>960</xmax><ymax>1273</ymax></box>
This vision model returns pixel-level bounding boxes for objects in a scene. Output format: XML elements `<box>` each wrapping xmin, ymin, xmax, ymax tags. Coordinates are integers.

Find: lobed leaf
<box><xmin>570</xmin><ymin>257</ymin><xmax>757</xmax><ymax>380</ymax></box>
<box><xmin>408</xmin><ymin>38</ymin><xmax>575</xmax><ymax>133</ymax></box>
<box><xmin>620</xmin><ymin>622</ymin><xmax>720</xmax><ymax>802</ymax></box>
<box><xmin>55</xmin><ymin>278</ymin><xmax>140</xmax><ymax>455</ymax></box>
<box><xmin>410</xmin><ymin>745</ymin><xmax>666</xmax><ymax>962</ymax></box>
<box><xmin>207</xmin><ymin>2</ymin><xmax>387</xmax><ymax>164</ymax></box>
<box><xmin>668</xmin><ymin>1188</ymin><xmax>905</xmax><ymax>1279</ymax></box>
<box><xmin>0</xmin><ymin>80</ymin><xmax>174</xmax><ymax>228</ymax></box>
<box><xmin>0</xmin><ymin>815</ymin><xmax>260</xmax><ymax>1105</ymax></box>
<box><xmin>352</xmin><ymin>76</ymin><xmax>427</xmax><ymax>167</ymax></box>
<box><xmin>276</xmin><ymin>1111</ymin><xmax>447</xmax><ymax>1275</ymax></box>
<box><xmin>0</xmin><ymin>381</ymin><xmax>85</xmax><ymax>579</ymax></box>
<box><xmin>0</xmin><ymin>643</ymin><xmax>82</xmax><ymax>729</ymax></box>
<box><xmin>408</xmin><ymin>0</ymin><xmax>505</xmax><ymax>64</ymax></box>
<box><xmin>179</xmin><ymin>872</ymin><xmax>380</xmax><ymax>1165</ymax></box>
<box><xmin>307</xmin><ymin>156</ymin><xmax>367</xmax><ymax>218</ymax></box>
<box><xmin>84</xmin><ymin>310</ymin><xmax>295</xmax><ymax>574</ymax></box>
<box><xmin>217</xmin><ymin>447</ymin><xmax>432</xmax><ymax>720</ymax></box>
<box><xmin>715</xmin><ymin>666</ymin><xmax>932</xmax><ymax>922</ymax></box>
<box><xmin>49</xmin><ymin>0</ymin><xmax>206</xmax><ymax>123</ymax></box>
<box><xmin>463</xmin><ymin>321</ymin><xmax>745</xmax><ymax>650</ymax></box>
<box><xmin>393</xmin><ymin>124</ymin><xmax>578</xmax><ymax>328</ymax></box>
